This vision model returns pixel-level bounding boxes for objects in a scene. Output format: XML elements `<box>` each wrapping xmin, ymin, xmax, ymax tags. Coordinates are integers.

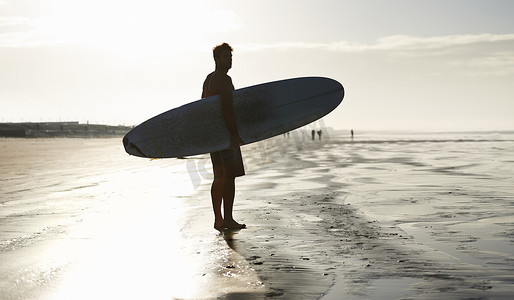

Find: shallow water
<box><xmin>1</xmin><ymin>131</ymin><xmax>513</xmax><ymax>299</ymax></box>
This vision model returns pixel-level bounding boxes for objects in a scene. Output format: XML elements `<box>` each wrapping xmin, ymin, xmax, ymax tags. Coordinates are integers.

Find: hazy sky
<box><xmin>1</xmin><ymin>0</ymin><xmax>513</xmax><ymax>131</ymax></box>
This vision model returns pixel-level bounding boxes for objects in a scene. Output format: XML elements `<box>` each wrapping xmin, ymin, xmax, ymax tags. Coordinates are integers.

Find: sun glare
<box><xmin>36</xmin><ymin>0</ymin><xmax>240</xmax><ymax>57</ymax></box>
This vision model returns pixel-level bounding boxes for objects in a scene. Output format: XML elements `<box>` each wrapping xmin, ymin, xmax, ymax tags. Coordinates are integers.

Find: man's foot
<box><xmin>223</xmin><ymin>220</ymin><xmax>246</xmax><ymax>230</ymax></box>
<box><xmin>214</xmin><ymin>220</ymin><xmax>224</xmax><ymax>232</ymax></box>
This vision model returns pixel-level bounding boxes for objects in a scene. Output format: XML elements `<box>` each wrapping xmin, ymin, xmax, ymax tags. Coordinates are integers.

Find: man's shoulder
<box><xmin>211</xmin><ymin>72</ymin><xmax>233</xmax><ymax>86</ymax></box>
<box><xmin>213</xmin><ymin>71</ymin><xmax>231</xmax><ymax>81</ymax></box>
<box><xmin>203</xmin><ymin>71</ymin><xmax>234</xmax><ymax>98</ymax></box>
<box><xmin>204</xmin><ymin>72</ymin><xmax>215</xmax><ymax>82</ymax></box>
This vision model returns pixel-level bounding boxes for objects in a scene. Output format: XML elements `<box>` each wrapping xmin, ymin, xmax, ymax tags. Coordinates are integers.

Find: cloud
<box><xmin>363</xmin><ymin>34</ymin><xmax>514</xmax><ymax>51</ymax></box>
<box><xmin>0</xmin><ymin>16</ymin><xmax>53</xmax><ymax>47</ymax></box>
<box><xmin>237</xmin><ymin>33</ymin><xmax>514</xmax><ymax>53</ymax></box>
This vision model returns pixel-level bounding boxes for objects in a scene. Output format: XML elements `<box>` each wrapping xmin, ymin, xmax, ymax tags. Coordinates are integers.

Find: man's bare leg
<box><xmin>211</xmin><ymin>177</ymin><xmax>224</xmax><ymax>231</ymax></box>
<box><xmin>222</xmin><ymin>176</ymin><xmax>246</xmax><ymax>229</ymax></box>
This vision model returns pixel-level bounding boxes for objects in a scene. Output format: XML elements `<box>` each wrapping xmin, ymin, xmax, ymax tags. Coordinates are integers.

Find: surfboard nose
<box><xmin>329</xmin><ymin>78</ymin><xmax>344</xmax><ymax>101</ymax></box>
<box><xmin>339</xmin><ymin>81</ymin><xmax>345</xmax><ymax>101</ymax></box>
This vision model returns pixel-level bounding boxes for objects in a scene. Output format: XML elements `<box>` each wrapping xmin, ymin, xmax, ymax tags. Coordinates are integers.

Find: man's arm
<box><xmin>219</xmin><ymin>76</ymin><xmax>243</xmax><ymax>148</ymax></box>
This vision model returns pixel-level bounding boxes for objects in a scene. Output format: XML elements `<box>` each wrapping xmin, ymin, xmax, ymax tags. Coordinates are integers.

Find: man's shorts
<box><xmin>210</xmin><ymin>147</ymin><xmax>245</xmax><ymax>178</ymax></box>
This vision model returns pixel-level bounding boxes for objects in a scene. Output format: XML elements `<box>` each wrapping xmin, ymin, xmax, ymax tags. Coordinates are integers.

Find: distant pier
<box><xmin>0</xmin><ymin>122</ymin><xmax>133</xmax><ymax>138</ymax></box>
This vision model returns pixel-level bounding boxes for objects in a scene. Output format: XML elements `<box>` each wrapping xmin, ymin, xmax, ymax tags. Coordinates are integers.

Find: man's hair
<box><xmin>213</xmin><ymin>43</ymin><xmax>233</xmax><ymax>59</ymax></box>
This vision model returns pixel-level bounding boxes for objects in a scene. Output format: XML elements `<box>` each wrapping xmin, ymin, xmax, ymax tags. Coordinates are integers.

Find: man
<box><xmin>202</xmin><ymin>43</ymin><xmax>246</xmax><ymax>231</ymax></box>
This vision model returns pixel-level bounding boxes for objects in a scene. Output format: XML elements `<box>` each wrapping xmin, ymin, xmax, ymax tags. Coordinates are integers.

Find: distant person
<box><xmin>311</xmin><ymin>129</ymin><xmax>315</xmax><ymax>140</ymax></box>
<box><xmin>202</xmin><ymin>43</ymin><xmax>246</xmax><ymax>231</ymax></box>
<box><xmin>317</xmin><ymin>130</ymin><xmax>322</xmax><ymax>140</ymax></box>
<box><xmin>351</xmin><ymin>129</ymin><xmax>354</xmax><ymax>139</ymax></box>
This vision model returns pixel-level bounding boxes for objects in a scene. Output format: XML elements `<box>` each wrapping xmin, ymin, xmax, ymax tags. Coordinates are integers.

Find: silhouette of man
<box><xmin>202</xmin><ymin>43</ymin><xmax>246</xmax><ymax>231</ymax></box>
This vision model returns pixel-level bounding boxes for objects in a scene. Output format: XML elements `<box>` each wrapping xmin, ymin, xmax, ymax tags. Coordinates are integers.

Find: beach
<box><xmin>1</xmin><ymin>131</ymin><xmax>513</xmax><ymax>299</ymax></box>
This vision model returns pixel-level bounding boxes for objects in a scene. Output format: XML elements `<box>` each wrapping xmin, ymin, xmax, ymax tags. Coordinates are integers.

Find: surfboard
<box><xmin>123</xmin><ymin>77</ymin><xmax>344</xmax><ymax>158</ymax></box>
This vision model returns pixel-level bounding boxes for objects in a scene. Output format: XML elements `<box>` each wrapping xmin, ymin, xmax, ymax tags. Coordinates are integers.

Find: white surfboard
<box><xmin>123</xmin><ymin>77</ymin><xmax>344</xmax><ymax>158</ymax></box>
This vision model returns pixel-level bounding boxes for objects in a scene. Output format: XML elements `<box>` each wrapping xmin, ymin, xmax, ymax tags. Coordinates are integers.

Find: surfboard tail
<box><xmin>123</xmin><ymin>135</ymin><xmax>147</xmax><ymax>157</ymax></box>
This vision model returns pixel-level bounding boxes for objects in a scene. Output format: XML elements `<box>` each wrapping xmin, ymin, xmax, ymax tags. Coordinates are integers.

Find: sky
<box><xmin>1</xmin><ymin>0</ymin><xmax>513</xmax><ymax>131</ymax></box>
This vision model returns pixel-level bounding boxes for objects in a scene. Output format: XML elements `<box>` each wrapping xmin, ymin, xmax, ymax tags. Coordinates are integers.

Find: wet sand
<box><xmin>1</xmin><ymin>131</ymin><xmax>513</xmax><ymax>299</ymax></box>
